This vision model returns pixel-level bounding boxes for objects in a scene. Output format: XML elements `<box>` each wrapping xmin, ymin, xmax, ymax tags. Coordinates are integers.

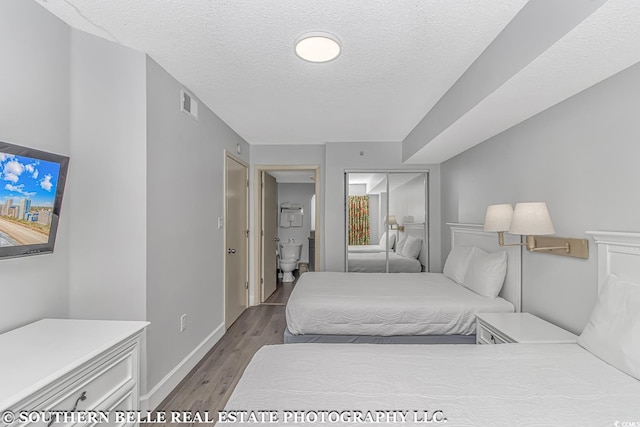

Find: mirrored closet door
<box><xmin>345</xmin><ymin>171</ymin><xmax>428</xmax><ymax>273</ymax></box>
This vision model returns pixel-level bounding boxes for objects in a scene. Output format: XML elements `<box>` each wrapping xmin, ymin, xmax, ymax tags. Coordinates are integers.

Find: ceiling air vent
<box><xmin>181</xmin><ymin>89</ymin><xmax>198</xmax><ymax>120</ymax></box>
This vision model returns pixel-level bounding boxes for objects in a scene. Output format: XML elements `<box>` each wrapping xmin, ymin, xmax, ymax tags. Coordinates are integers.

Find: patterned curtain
<box><xmin>348</xmin><ymin>196</ymin><xmax>370</xmax><ymax>245</ymax></box>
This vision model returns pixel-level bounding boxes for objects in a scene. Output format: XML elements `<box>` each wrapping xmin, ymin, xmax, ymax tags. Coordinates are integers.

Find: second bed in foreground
<box><xmin>224</xmin><ymin>342</ymin><xmax>640</xmax><ymax>426</ymax></box>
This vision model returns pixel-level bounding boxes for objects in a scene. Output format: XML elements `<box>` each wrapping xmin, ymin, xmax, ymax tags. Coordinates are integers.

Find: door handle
<box><xmin>227</xmin><ymin>248</ymin><xmax>236</xmax><ymax>254</ymax></box>
<box><xmin>274</xmin><ymin>238</ymin><xmax>280</xmax><ymax>242</ymax></box>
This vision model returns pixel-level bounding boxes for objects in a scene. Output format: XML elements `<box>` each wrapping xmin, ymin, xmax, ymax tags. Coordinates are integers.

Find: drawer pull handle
<box><xmin>47</xmin><ymin>391</ymin><xmax>87</xmax><ymax>427</ymax></box>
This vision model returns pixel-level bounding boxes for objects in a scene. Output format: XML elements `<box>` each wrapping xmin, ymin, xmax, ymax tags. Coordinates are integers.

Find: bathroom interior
<box><xmin>269</xmin><ymin>170</ymin><xmax>317</xmax><ymax>283</ymax></box>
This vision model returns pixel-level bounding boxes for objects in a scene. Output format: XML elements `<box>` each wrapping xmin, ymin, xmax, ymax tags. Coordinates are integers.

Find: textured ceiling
<box><xmin>35</xmin><ymin>0</ymin><xmax>640</xmax><ymax>162</ymax></box>
<box><xmin>36</xmin><ymin>0</ymin><xmax>526</xmax><ymax>146</ymax></box>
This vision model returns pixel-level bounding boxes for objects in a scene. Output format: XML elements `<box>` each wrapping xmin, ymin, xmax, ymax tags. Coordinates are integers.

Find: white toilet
<box><xmin>279</xmin><ymin>240</ymin><xmax>303</xmax><ymax>282</ymax></box>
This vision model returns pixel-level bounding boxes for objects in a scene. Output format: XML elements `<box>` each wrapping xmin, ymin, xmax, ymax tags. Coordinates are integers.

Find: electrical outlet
<box><xmin>180</xmin><ymin>314</ymin><xmax>187</xmax><ymax>332</ymax></box>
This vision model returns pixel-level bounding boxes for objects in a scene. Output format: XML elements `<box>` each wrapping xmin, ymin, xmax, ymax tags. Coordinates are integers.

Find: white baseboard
<box><xmin>139</xmin><ymin>322</ymin><xmax>226</xmax><ymax>411</ymax></box>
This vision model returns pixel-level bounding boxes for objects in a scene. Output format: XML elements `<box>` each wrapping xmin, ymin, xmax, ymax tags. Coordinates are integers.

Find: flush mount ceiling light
<box><xmin>295</xmin><ymin>32</ymin><xmax>341</xmax><ymax>63</ymax></box>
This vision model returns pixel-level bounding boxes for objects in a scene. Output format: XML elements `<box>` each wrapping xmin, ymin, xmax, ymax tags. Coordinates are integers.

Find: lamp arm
<box><xmin>496</xmin><ymin>231</ymin><xmax>526</xmax><ymax>247</ymax></box>
<box><xmin>530</xmin><ymin>246</ymin><xmax>570</xmax><ymax>251</ymax></box>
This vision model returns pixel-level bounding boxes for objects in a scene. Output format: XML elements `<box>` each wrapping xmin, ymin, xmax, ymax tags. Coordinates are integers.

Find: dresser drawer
<box><xmin>477</xmin><ymin>321</ymin><xmax>511</xmax><ymax>344</ymax></box>
<box><xmin>12</xmin><ymin>347</ymin><xmax>136</xmax><ymax>427</ymax></box>
<box><xmin>475</xmin><ymin>313</ymin><xmax>578</xmax><ymax>345</ymax></box>
<box><xmin>83</xmin><ymin>387</ymin><xmax>135</xmax><ymax>427</ymax></box>
<box><xmin>1</xmin><ymin>320</ymin><xmax>147</xmax><ymax>427</ymax></box>
<box><xmin>110</xmin><ymin>389</ymin><xmax>134</xmax><ymax>414</ymax></box>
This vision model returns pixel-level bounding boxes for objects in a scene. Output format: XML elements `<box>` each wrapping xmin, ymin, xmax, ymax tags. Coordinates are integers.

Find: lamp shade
<box><xmin>483</xmin><ymin>204</ymin><xmax>513</xmax><ymax>232</ymax></box>
<box><xmin>384</xmin><ymin>215</ymin><xmax>398</xmax><ymax>226</ymax></box>
<box><xmin>509</xmin><ymin>202</ymin><xmax>555</xmax><ymax>235</ymax></box>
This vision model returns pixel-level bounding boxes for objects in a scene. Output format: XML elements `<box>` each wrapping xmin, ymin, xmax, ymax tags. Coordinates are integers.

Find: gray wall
<box><xmin>68</xmin><ymin>29</ymin><xmax>147</xmax><ymax>322</ymax></box>
<box><xmin>325</xmin><ymin>142</ymin><xmax>441</xmax><ymax>272</ymax></box>
<box><xmin>348</xmin><ymin>184</ymin><xmax>366</xmax><ymax>196</ymax></box>
<box><xmin>277</xmin><ymin>183</ymin><xmax>315</xmax><ymax>263</ymax></box>
<box><xmin>0</xmin><ymin>0</ymin><xmax>71</xmax><ymax>333</ymax></box>
<box><xmin>145</xmin><ymin>56</ymin><xmax>250</xmax><ymax>389</ymax></box>
<box><xmin>440</xmin><ymin>62</ymin><xmax>640</xmax><ymax>334</ymax></box>
<box><xmin>1</xmin><ymin>0</ymin><xmax>252</xmax><ymax>406</ymax></box>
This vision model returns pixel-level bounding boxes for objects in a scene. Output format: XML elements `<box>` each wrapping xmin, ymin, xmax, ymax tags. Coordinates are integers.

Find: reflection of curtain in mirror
<box><xmin>348</xmin><ymin>196</ymin><xmax>370</xmax><ymax>245</ymax></box>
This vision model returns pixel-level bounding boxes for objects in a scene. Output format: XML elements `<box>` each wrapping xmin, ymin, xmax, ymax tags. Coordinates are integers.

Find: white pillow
<box><xmin>401</xmin><ymin>235</ymin><xmax>422</xmax><ymax>259</ymax></box>
<box><xmin>462</xmin><ymin>249</ymin><xmax>507</xmax><ymax>298</ymax></box>
<box><xmin>395</xmin><ymin>234</ymin><xmax>407</xmax><ymax>254</ymax></box>
<box><xmin>443</xmin><ymin>246</ymin><xmax>477</xmax><ymax>284</ymax></box>
<box><xmin>578</xmin><ymin>274</ymin><xmax>640</xmax><ymax>380</ymax></box>
<box><xmin>379</xmin><ymin>232</ymin><xmax>396</xmax><ymax>249</ymax></box>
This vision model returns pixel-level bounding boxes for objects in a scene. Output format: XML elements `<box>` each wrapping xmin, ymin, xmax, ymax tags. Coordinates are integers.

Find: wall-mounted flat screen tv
<box><xmin>0</xmin><ymin>141</ymin><xmax>69</xmax><ymax>259</ymax></box>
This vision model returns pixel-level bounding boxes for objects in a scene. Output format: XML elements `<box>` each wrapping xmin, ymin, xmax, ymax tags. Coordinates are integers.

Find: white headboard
<box><xmin>447</xmin><ymin>223</ymin><xmax>522</xmax><ymax>312</ymax></box>
<box><xmin>586</xmin><ymin>231</ymin><xmax>640</xmax><ymax>293</ymax></box>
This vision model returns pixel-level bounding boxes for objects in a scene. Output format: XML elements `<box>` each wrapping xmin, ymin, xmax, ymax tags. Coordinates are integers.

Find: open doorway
<box><xmin>254</xmin><ymin>165</ymin><xmax>321</xmax><ymax>303</ymax></box>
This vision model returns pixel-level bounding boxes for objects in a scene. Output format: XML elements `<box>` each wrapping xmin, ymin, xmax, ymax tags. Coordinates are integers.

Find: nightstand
<box><xmin>476</xmin><ymin>312</ymin><xmax>578</xmax><ymax>344</ymax></box>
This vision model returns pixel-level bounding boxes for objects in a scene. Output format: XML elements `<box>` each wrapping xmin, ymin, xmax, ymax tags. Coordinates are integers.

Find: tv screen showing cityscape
<box><xmin>0</xmin><ymin>141</ymin><xmax>69</xmax><ymax>259</ymax></box>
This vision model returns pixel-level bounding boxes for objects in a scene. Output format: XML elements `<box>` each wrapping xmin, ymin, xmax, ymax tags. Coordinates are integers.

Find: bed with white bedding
<box><xmin>225</xmin><ymin>231</ymin><xmax>640</xmax><ymax>425</ymax></box>
<box><xmin>286</xmin><ymin>272</ymin><xmax>513</xmax><ymax>338</ymax></box>
<box><xmin>286</xmin><ymin>224</ymin><xmax>522</xmax><ymax>343</ymax></box>
<box><xmin>347</xmin><ymin>252</ymin><xmax>422</xmax><ymax>273</ymax></box>
<box><xmin>347</xmin><ymin>244</ymin><xmax>389</xmax><ymax>253</ymax></box>
<box><xmin>347</xmin><ymin>226</ymin><xmax>426</xmax><ymax>272</ymax></box>
<box><xmin>348</xmin><ymin>231</ymin><xmax>396</xmax><ymax>254</ymax></box>
<box><xmin>224</xmin><ymin>343</ymin><xmax>640</xmax><ymax>426</ymax></box>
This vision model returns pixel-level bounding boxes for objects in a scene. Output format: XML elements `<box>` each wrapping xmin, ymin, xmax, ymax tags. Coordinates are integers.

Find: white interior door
<box><xmin>261</xmin><ymin>171</ymin><xmax>278</xmax><ymax>301</ymax></box>
<box><xmin>225</xmin><ymin>155</ymin><xmax>248</xmax><ymax>327</ymax></box>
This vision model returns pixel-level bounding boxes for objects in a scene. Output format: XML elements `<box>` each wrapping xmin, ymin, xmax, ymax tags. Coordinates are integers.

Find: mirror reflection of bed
<box><xmin>346</xmin><ymin>171</ymin><xmax>428</xmax><ymax>273</ymax></box>
<box><xmin>347</xmin><ymin>224</ymin><xmax>426</xmax><ymax>273</ymax></box>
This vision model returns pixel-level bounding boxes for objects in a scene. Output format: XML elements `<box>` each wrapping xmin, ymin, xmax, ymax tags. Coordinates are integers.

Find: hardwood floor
<box><xmin>148</xmin><ymin>276</ymin><xmax>298</xmax><ymax>424</ymax></box>
<box><xmin>264</xmin><ymin>276</ymin><xmax>296</xmax><ymax>304</ymax></box>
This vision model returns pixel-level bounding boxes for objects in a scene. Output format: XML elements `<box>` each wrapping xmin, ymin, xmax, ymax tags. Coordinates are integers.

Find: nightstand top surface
<box><xmin>476</xmin><ymin>312</ymin><xmax>578</xmax><ymax>343</ymax></box>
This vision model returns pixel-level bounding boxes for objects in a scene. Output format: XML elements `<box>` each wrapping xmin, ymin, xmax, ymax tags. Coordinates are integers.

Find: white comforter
<box><xmin>286</xmin><ymin>272</ymin><xmax>513</xmax><ymax>336</ymax></box>
<box><xmin>347</xmin><ymin>252</ymin><xmax>422</xmax><ymax>273</ymax></box>
<box><xmin>347</xmin><ymin>244</ymin><xmax>388</xmax><ymax>253</ymax></box>
<box><xmin>225</xmin><ymin>343</ymin><xmax>640</xmax><ymax>426</ymax></box>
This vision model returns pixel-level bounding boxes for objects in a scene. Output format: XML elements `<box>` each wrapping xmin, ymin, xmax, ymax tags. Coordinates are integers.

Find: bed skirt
<box><xmin>283</xmin><ymin>326</ymin><xmax>476</xmax><ymax>344</ymax></box>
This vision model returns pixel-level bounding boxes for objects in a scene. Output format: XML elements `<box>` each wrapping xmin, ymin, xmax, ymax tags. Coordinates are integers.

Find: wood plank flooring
<box><xmin>264</xmin><ymin>278</ymin><xmax>295</xmax><ymax>305</ymax></box>
<box><xmin>147</xmin><ymin>277</ymin><xmax>297</xmax><ymax>425</ymax></box>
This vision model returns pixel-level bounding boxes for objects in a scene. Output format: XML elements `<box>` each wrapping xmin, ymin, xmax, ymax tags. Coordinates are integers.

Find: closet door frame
<box><xmin>344</xmin><ymin>169</ymin><xmax>430</xmax><ymax>273</ymax></box>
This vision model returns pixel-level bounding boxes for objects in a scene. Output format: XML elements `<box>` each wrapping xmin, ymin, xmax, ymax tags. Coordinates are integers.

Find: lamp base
<box><xmin>528</xmin><ymin>235</ymin><xmax>589</xmax><ymax>259</ymax></box>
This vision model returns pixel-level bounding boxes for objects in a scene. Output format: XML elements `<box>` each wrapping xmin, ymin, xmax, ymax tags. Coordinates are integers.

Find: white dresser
<box><xmin>0</xmin><ymin>319</ymin><xmax>148</xmax><ymax>427</ymax></box>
